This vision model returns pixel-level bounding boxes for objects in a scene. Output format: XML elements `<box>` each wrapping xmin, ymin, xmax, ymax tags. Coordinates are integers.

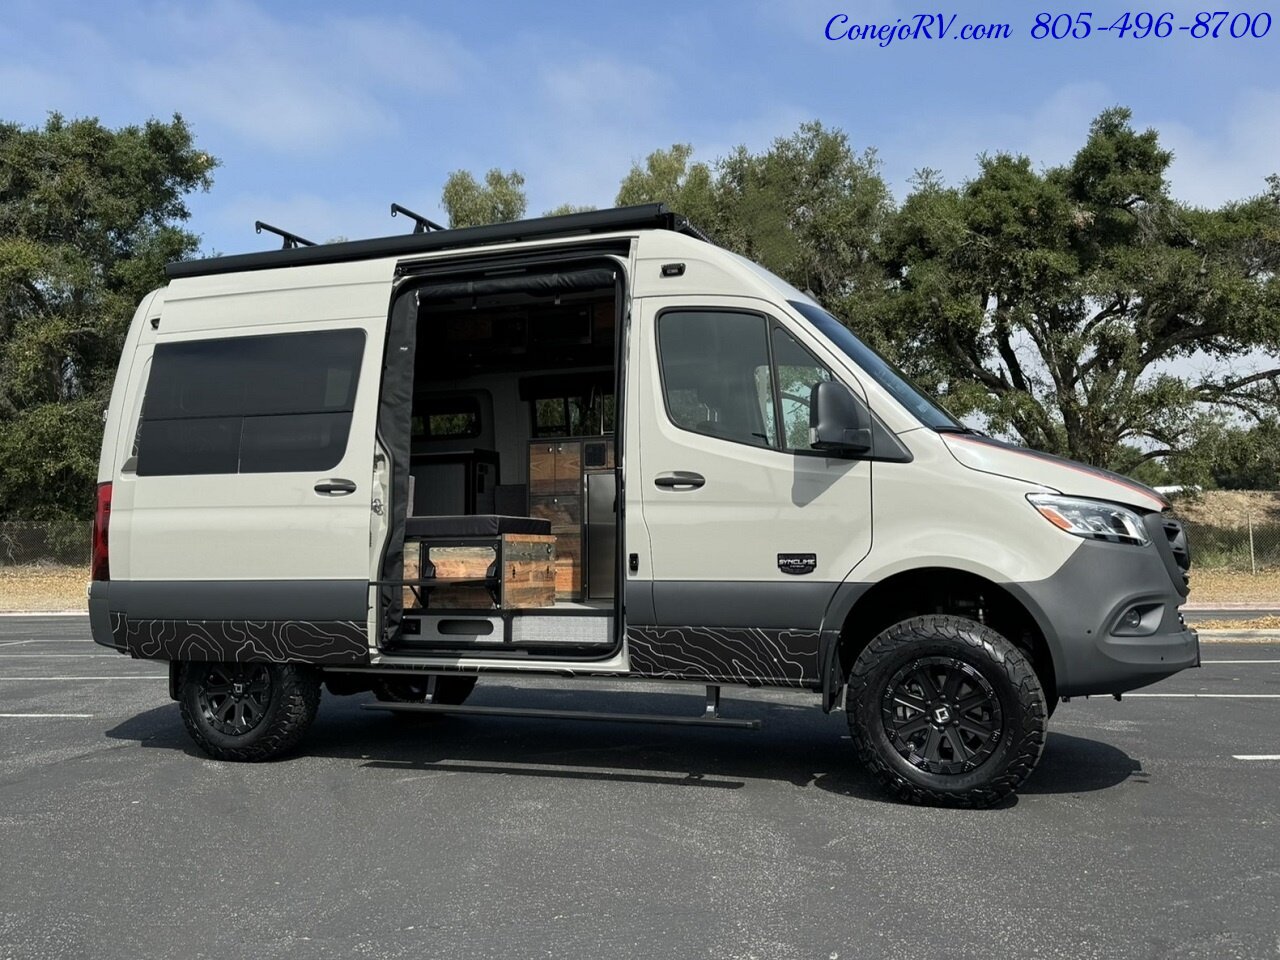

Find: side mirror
<box><xmin>809</xmin><ymin>381</ymin><xmax>872</xmax><ymax>455</ymax></box>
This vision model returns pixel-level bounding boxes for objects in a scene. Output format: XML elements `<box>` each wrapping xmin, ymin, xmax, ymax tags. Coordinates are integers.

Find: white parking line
<box><xmin>0</xmin><ymin>612</ymin><xmax>88</xmax><ymax>618</ymax></box>
<box><xmin>1127</xmin><ymin>693</ymin><xmax>1280</xmax><ymax>699</ymax></box>
<box><xmin>0</xmin><ymin>676</ymin><xmax>166</xmax><ymax>681</ymax></box>
<box><xmin>1202</xmin><ymin>659</ymin><xmax>1280</xmax><ymax>664</ymax></box>
<box><xmin>0</xmin><ymin>639</ymin><xmax>91</xmax><ymax>645</ymax></box>
<box><xmin>0</xmin><ymin>713</ymin><xmax>95</xmax><ymax>718</ymax></box>
<box><xmin>0</xmin><ymin>654</ymin><xmax>121</xmax><ymax>658</ymax></box>
<box><xmin>1232</xmin><ymin>755</ymin><xmax>1280</xmax><ymax>761</ymax></box>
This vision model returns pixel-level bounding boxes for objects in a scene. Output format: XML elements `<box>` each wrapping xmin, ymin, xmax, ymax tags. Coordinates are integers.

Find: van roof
<box><xmin>165</xmin><ymin>204</ymin><xmax>708</xmax><ymax>280</ymax></box>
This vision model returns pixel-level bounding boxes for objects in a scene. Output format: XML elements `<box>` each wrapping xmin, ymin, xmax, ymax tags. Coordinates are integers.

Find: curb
<box><xmin>1196</xmin><ymin>629</ymin><xmax>1280</xmax><ymax>642</ymax></box>
<box><xmin>0</xmin><ymin>611</ymin><xmax>88</xmax><ymax>617</ymax></box>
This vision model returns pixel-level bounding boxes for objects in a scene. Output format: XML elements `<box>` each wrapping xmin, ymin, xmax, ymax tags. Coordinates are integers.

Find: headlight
<box><xmin>1026</xmin><ymin>493</ymin><xmax>1150</xmax><ymax>546</ymax></box>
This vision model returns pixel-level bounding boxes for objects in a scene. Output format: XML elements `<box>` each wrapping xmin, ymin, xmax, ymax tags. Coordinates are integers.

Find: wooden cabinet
<box><xmin>529</xmin><ymin>440</ymin><xmax>582</xmax><ymax>496</ymax></box>
<box><xmin>528</xmin><ymin>438</ymin><xmax>613</xmax><ymax>600</ymax></box>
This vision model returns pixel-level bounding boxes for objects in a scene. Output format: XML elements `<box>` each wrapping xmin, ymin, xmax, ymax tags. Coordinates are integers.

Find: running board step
<box><xmin>361</xmin><ymin>685</ymin><xmax>760</xmax><ymax>730</ymax></box>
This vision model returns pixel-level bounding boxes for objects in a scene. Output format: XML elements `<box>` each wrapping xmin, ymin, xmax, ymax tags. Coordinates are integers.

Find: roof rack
<box><xmin>167</xmin><ymin>204</ymin><xmax>706</xmax><ymax>280</ymax></box>
<box><xmin>390</xmin><ymin>202</ymin><xmax>445</xmax><ymax>234</ymax></box>
<box><xmin>254</xmin><ymin>220</ymin><xmax>315</xmax><ymax>249</ymax></box>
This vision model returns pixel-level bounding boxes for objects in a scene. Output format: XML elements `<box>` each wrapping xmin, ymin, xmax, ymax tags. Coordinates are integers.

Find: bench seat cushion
<box><xmin>405</xmin><ymin>514</ymin><xmax>551</xmax><ymax>539</ymax></box>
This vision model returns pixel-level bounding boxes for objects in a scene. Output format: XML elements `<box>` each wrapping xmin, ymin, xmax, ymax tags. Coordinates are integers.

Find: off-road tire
<box><xmin>846</xmin><ymin>615</ymin><xmax>1047</xmax><ymax>808</ymax></box>
<box><xmin>373</xmin><ymin>675</ymin><xmax>477</xmax><ymax>706</ymax></box>
<box><xmin>177</xmin><ymin>662</ymin><xmax>321</xmax><ymax>762</ymax></box>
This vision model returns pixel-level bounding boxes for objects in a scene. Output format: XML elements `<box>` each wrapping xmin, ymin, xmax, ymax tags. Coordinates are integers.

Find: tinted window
<box><xmin>789</xmin><ymin>300</ymin><xmax>961</xmax><ymax>430</ymax></box>
<box><xmin>412</xmin><ymin>396</ymin><xmax>481</xmax><ymax>441</ymax></box>
<box><xmin>658</xmin><ymin>311</ymin><xmax>775</xmax><ymax>448</ymax></box>
<box><xmin>769</xmin><ymin>326</ymin><xmax>833</xmax><ymax>451</ymax></box>
<box><xmin>136</xmin><ymin>329</ymin><xmax>365</xmax><ymax>476</ymax></box>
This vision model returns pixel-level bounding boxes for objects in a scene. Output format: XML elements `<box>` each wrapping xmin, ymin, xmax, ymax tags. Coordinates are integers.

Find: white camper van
<box><xmin>89</xmin><ymin>205</ymin><xmax>1197</xmax><ymax>806</ymax></box>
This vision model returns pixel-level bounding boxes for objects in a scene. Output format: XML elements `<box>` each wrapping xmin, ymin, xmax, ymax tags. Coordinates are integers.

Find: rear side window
<box><xmin>412</xmin><ymin>396</ymin><xmax>481</xmax><ymax>442</ymax></box>
<box><xmin>136</xmin><ymin>329</ymin><xmax>365</xmax><ymax>476</ymax></box>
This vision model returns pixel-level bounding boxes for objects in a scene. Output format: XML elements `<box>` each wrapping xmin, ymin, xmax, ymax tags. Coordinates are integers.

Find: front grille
<box><xmin>1162</xmin><ymin>516</ymin><xmax>1191</xmax><ymax>585</ymax></box>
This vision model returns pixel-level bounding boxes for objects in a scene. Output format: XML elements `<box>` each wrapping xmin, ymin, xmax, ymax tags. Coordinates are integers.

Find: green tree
<box><xmin>440</xmin><ymin>168</ymin><xmax>527</xmax><ymax>228</ymax></box>
<box><xmin>1205</xmin><ymin>423</ymin><xmax>1280</xmax><ymax>489</ymax></box>
<box><xmin>883</xmin><ymin>108</ymin><xmax>1280</xmax><ymax>477</ymax></box>
<box><xmin>616</xmin><ymin>143</ymin><xmax>718</xmax><ymax>228</ymax></box>
<box><xmin>542</xmin><ymin>203</ymin><xmax>597</xmax><ymax>217</ymax></box>
<box><xmin>616</xmin><ymin>125</ymin><xmax>894</xmax><ymax>343</ymax></box>
<box><xmin>0</xmin><ymin>113</ymin><xmax>216</xmax><ymax>519</ymax></box>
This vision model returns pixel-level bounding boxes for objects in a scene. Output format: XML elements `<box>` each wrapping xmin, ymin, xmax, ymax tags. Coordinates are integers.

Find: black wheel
<box><xmin>846</xmin><ymin>615</ymin><xmax>1047</xmax><ymax>807</ymax></box>
<box><xmin>373</xmin><ymin>675</ymin><xmax>477</xmax><ymax>706</ymax></box>
<box><xmin>177</xmin><ymin>662</ymin><xmax>320</xmax><ymax>762</ymax></box>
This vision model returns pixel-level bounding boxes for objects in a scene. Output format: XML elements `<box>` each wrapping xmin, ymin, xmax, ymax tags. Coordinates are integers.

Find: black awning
<box><xmin>413</xmin><ymin>267</ymin><xmax>616</xmax><ymax>302</ymax></box>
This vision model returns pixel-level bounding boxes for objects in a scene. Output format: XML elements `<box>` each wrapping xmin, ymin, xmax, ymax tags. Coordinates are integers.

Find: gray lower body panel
<box><xmin>627</xmin><ymin>625</ymin><xmax>821</xmax><ymax>688</ymax></box>
<box><xmin>110</xmin><ymin>613</ymin><xmax>369</xmax><ymax>664</ymax></box>
<box><xmin>1007</xmin><ymin>540</ymin><xmax>1198</xmax><ymax>697</ymax></box>
<box><xmin>90</xmin><ymin>579</ymin><xmax>371</xmax><ymax>665</ymax></box>
<box><xmin>625</xmin><ymin>580</ymin><xmax>833</xmax><ymax>687</ymax></box>
<box><xmin>649</xmin><ymin>580</ymin><xmax>837</xmax><ymax>630</ymax></box>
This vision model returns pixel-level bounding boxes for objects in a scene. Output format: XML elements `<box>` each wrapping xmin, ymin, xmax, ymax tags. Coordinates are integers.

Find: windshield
<box><xmin>788</xmin><ymin>300</ymin><xmax>963</xmax><ymax>430</ymax></box>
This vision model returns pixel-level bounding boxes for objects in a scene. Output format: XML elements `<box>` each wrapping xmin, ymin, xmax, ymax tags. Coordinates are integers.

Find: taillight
<box><xmin>91</xmin><ymin>482</ymin><xmax>112</xmax><ymax>581</ymax></box>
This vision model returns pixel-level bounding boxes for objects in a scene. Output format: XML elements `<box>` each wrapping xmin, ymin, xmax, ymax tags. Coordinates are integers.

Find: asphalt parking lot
<box><xmin>0</xmin><ymin>616</ymin><xmax>1277</xmax><ymax>960</ymax></box>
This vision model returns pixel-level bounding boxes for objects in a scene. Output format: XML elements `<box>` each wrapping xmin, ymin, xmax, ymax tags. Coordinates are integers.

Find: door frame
<box><xmin>373</xmin><ymin>244</ymin><xmax>635</xmax><ymax>661</ymax></box>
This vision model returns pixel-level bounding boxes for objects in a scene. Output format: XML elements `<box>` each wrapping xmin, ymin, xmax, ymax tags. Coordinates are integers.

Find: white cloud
<box><xmin>1159</xmin><ymin>88</ymin><xmax>1280</xmax><ymax>206</ymax></box>
<box><xmin>877</xmin><ymin>80</ymin><xmax>1279</xmax><ymax>207</ymax></box>
<box><xmin>3</xmin><ymin>0</ymin><xmax>473</xmax><ymax>155</ymax></box>
<box><xmin>123</xmin><ymin>0</ymin><xmax>472</xmax><ymax>153</ymax></box>
<box><xmin>878</xmin><ymin>81</ymin><xmax>1116</xmax><ymax>193</ymax></box>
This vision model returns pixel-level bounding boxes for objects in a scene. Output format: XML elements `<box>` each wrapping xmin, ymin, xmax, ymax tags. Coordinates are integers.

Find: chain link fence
<box><xmin>0</xmin><ymin>521</ymin><xmax>92</xmax><ymax>567</ymax></box>
<box><xmin>1179</xmin><ymin>518</ymin><xmax>1280</xmax><ymax>572</ymax></box>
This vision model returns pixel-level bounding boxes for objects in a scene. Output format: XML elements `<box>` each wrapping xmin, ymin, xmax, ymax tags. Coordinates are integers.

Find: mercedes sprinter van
<box><xmin>89</xmin><ymin>205</ymin><xmax>1198</xmax><ymax>806</ymax></box>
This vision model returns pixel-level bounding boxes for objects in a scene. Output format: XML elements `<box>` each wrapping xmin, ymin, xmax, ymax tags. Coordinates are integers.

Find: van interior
<box><xmin>381</xmin><ymin>259</ymin><xmax>622</xmax><ymax>658</ymax></box>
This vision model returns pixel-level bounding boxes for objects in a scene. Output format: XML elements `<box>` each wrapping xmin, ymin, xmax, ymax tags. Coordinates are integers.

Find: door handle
<box><xmin>654</xmin><ymin>471</ymin><xmax>705</xmax><ymax>490</ymax></box>
<box><xmin>314</xmin><ymin>478</ymin><xmax>357</xmax><ymax>496</ymax></box>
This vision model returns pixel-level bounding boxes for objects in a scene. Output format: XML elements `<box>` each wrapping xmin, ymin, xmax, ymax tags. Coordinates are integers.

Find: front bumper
<box><xmin>1010</xmin><ymin>536</ymin><xmax>1198</xmax><ymax>697</ymax></box>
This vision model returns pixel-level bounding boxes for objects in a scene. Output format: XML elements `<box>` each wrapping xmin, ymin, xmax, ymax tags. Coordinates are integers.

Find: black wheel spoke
<box><xmin>944</xmin><ymin>727</ymin><xmax>972</xmax><ymax>761</ymax></box>
<box><xmin>941</xmin><ymin>667</ymin><xmax>965</xmax><ymax>699</ymax></box>
<box><xmin>197</xmin><ymin>665</ymin><xmax>274</xmax><ymax>736</ymax></box>
<box><xmin>912</xmin><ymin>668</ymin><xmax>941</xmax><ymax>701</ymax></box>
<box><xmin>882</xmin><ymin>655</ymin><xmax>1005</xmax><ymax>777</ymax></box>
<box><xmin>896</xmin><ymin>716</ymin><xmax>929</xmax><ymax>738</ymax></box>
<box><xmin>893</xmin><ymin>691</ymin><xmax>928</xmax><ymax>712</ymax></box>
<box><xmin>921</xmin><ymin>726</ymin><xmax>943</xmax><ymax>761</ymax></box>
<box><xmin>957</xmin><ymin>692</ymin><xmax>990</xmax><ymax>713</ymax></box>
<box><xmin>959</xmin><ymin>717</ymin><xmax>994</xmax><ymax>737</ymax></box>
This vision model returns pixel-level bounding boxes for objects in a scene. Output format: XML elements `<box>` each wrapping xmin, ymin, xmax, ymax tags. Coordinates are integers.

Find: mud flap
<box><xmin>819</xmin><ymin>628</ymin><xmax>844</xmax><ymax>713</ymax></box>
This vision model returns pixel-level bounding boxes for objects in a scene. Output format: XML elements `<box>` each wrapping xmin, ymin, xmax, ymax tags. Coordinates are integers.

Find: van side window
<box><xmin>412</xmin><ymin>396</ymin><xmax>481</xmax><ymax>442</ymax></box>
<box><xmin>769</xmin><ymin>326</ymin><xmax>833</xmax><ymax>452</ymax></box>
<box><xmin>657</xmin><ymin>310</ymin><xmax>776</xmax><ymax>448</ymax></box>
<box><xmin>136</xmin><ymin>329</ymin><xmax>365</xmax><ymax>476</ymax></box>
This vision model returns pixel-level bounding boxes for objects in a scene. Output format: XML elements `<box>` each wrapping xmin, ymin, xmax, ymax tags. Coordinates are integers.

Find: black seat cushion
<box><xmin>405</xmin><ymin>515</ymin><xmax>551</xmax><ymax>538</ymax></box>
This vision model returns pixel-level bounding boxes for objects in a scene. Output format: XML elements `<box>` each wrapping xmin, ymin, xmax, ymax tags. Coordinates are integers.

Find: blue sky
<box><xmin>2</xmin><ymin>0</ymin><xmax>1276</xmax><ymax>257</ymax></box>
